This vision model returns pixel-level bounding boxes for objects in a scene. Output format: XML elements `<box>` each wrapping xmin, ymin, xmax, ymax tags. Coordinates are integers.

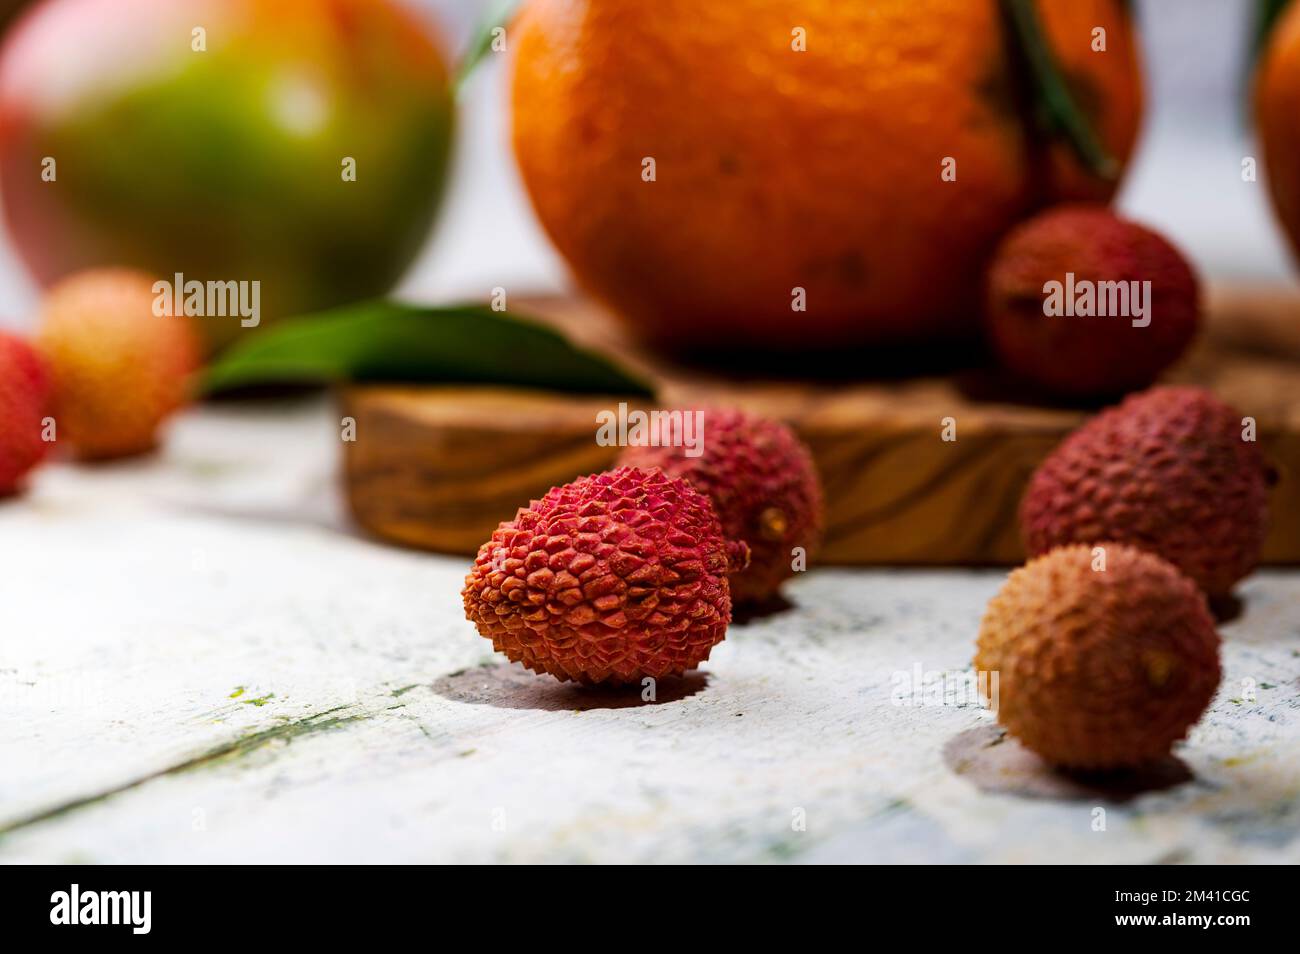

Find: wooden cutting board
<box><xmin>340</xmin><ymin>285</ymin><xmax>1300</xmax><ymax>565</ymax></box>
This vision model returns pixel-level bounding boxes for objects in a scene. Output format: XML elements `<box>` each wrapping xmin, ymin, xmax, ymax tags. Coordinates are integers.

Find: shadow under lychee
<box><xmin>1208</xmin><ymin>593</ymin><xmax>1244</xmax><ymax>624</ymax></box>
<box><xmin>656</xmin><ymin>337</ymin><xmax>984</xmax><ymax>382</ymax></box>
<box><xmin>951</xmin><ymin>366</ymin><xmax>1118</xmax><ymax>411</ymax></box>
<box><xmin>943</xmin><ymin>724</ymin><xmax>1194</xmax><ymax>803</ymax></box>
<box><xmin>429</xmin><ymin>663</ymin><xmax>710</xmax><ymax>711</ymax></box>
<box><xmin>732</xmin><ymin>593</ymin><xmax>795</xmax><ymax>625</ymax></box>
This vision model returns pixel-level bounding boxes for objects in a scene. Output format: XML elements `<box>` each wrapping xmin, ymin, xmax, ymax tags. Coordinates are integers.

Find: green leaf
<box><xmin>1002</xmin><ymin>0</ymin><xmax>1119</xmax><ymax>182</ymax></box>
<box><xmin>455</xmin><ymin>0</ymin><xmax>521</xmax><ymax>92</ymax></box>
<box><xmin>1252</xmin><ymin>0</ymin><xmax>1294</xmax><ymax>64</ymax></box>
<box><xmin>200</xmin><ymin>301</ymin><xmax>655</xmax><ymax>397</ymax></box>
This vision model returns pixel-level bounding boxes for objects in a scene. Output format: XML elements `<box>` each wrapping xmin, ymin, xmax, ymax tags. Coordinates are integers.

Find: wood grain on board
<box><xmin>342</xmin><ymin>285</ymin><xmax>1300</xmax><ymax>564</ymax></box>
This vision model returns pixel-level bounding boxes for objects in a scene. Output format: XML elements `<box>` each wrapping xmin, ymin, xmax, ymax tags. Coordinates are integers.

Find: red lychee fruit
<box><xmin>1021</xmin><ymin>386</ymin><xmax>1271</xmax><ymax>597</ymax></box>
<box><xmin>985</xmin><ymin>205</ymin><xmax>1200</xmax><ymax>397</ymax></box>
<box><xmin>0</xmin><ymin>330</ymin><xmax>52</xmax><ymax>495</ymax></box>
<box><xmin>619</xmin><ymin>407</ymin><xmax>823</xmax><ymax>604</ymax></box>
<box><xmin>976</xmin><ymin>543</ymin><xmax>1221</xmax><ymax>770</ymax></box>
<box><xmin>36</xmin><ymin>268</ymin><xmax>199</xmax><ymax>460</ymax></box>
<box><xmin>463</xmin><ymin>466</ymin><xmax>749</xmax><ymax>684</ymax></box>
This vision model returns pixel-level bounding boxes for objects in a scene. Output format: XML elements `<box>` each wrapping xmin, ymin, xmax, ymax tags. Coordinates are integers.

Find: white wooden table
<box><xmin>1</xmin><ymin>398</ymin><xmax>1297</xmax><ymax>864</ymax></box>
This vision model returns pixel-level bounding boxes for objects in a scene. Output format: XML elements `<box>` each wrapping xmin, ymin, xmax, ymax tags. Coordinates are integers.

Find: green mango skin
<box><xmin>0</xmin><ymin>0</ymin><xmax>454</xmax><ymax>350</ymax></box>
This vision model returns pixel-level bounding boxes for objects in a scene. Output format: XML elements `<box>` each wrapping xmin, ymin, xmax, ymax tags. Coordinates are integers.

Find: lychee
<box><xmin>975</xmin><ymin>544</ymin><xmax>1221</xmax><ymax>770</ymax></box>
<box><xmin>463</xmin><ymin>466</ymin><xmax>749</xmax><ymax>684</ymax></box>
<box><xmin>0</xmin><ymin>330</ymin><xmax>52</xmax><ymax>495</ymax></box>
<box><xmin>36</xmin><ymin>268</ymin><xmax>199</xmax><ymax>459</ymax></box>
<box><xmin>985</xmin><ymin>205</ymin><xmax>1200</xmax><ymax>397</ymax></box>
<box><xmin>619</xmin><ymin>408</ymin><xmax>823</xmax><ymax>604</ymax></box>
<box><xmin>1021</xmin><ymin>386</ymin><xmax>1270</xmax><ymax>597</ymax></box>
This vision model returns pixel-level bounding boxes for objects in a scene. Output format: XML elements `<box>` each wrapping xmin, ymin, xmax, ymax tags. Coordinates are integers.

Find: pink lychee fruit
<box><xmin>619</xmin><ymin>407</ymin><xmax>823</xmax><ymax>604</ymax></box>
<box><xmin>463</xmin><ymin>466</ymin><xmax>749</xmax><ymax>684</ymax></box>
<box><xmin>985</xmin><ymin>205</ymin><xmax>1200</xmax><ymax>397</ymax></box>
<box><xmin>1021</xmin><ymin>386</ymin><xmax>1271</xmax><ymax>597</ymax></box>
<box><xmin>0</xmin><ymin>330</ymin><xmax>52</xmax><ymax>495</ymax></box>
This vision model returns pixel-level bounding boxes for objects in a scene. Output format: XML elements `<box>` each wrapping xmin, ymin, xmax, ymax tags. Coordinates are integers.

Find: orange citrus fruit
<box><xmin>511</xmin><ymin>0</ymin><xmax>1143</xmax><ymax>352</ymax></box>
<box><xmin>1257</xmin><ymin>0</ymin><xmax>1300</xmax><ymax>268</ymax></box>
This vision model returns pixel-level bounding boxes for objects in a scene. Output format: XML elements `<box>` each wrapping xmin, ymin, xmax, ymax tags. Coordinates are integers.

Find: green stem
<box><xmin>1002</xmin><ymin>0</ymin><xmax>1119</xmax><ymax>182</ymax></box>
<box><xmin>1243</xmin><ymin>0</ymin><xmax>1293</xmax><ymax>123</ymax></box>
<box><xmin>455</xmin><ymin>0</ymin><xmax>522</xmax><ymax>93</ymax></box>
<box><xmin>1253</xmin><ymin>0</ymin><xmax>1293</xmax><ymax>61</ymax></box>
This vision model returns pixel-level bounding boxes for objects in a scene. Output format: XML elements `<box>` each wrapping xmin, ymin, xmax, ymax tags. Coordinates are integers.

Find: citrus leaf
<box><xmin>200</xmin><ymin>301</ymin><xmax>654</xmax><ymax>396</ymax></box>
<box><xmin>455</xmin><ymin>0</ymin><xmax>521</xmax><ymax>92</ymax></box>
<box><xmin>1003</xmin><ymin>0</ymin><xmax>1119</xmax><ymax>182</ymax></box>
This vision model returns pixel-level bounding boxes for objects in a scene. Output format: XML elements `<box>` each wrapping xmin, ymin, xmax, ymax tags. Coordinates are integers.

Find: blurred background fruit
<box><xmin>36</xmin><ymin>268</ymin><xmax>199</xmax><ymax>459</ymax></box>
<box><xmin>984</xmin><ymin>205</ymin><xmax>1200</xmax><ymax>397</ymax></box>
<box><xmin>0</xmin><ymin>0</ymin><xmax>455</xmax><ymax>352</ymax></box>
<box><xmin>0</xmin><ymin>0</ymin><xmax>28</xmax><ymax>31</ymax></box>
<box><xmin>511</xmin><ymin>0</ymin><xmax>1143</xmax><ymax>354</ymax></box>
<box><xmin>0</xmin><ymin>327</ymin><xmax>50</xmax><ymax>492</ymax></box>
<box><xmin>1257</xmin><ymin>0</ymin><xmax>1300</xmax><ymax>272</ymax></box>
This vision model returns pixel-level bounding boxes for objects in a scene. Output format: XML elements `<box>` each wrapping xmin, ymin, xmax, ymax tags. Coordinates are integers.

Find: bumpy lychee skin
<box><xmin>463</xmin><ymin>466</ymin><xmax>748</xmax><ymax>684</ymax></box>
<box><xmin>1021</xmin><ymin>386</ymin><xmax>1270</xmax><ymax>597</ymax></box>
<box><xmin>976</xmin><ymin>544</ymin><xmax>1221</xmax><ymax>770</ymax></box>
<box><xmin>985</xmin><ymin>205</ymin><xmax>1200</xmax><ymax>397</ymax></box>
<box><xmin>0</xmin><ymin>331</ymin><xmax>52</xmax><ymax>495</ymax></box>
<box><xmin>619</xmin><ymin>408</ymin><xmax>823</xmax><ymax>604</ymax></box>
<box><xmin>36</xmin><ymin>268</ymin><xmax>199</xmax><ymax>460</ymax></box>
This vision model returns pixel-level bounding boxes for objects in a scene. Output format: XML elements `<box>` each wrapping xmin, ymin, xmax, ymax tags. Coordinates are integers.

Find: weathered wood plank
<box><xmin>1</xmin><ymin>398</ymin><xmax>1297</xmax><ymax>863</ymax></box>
<box><xmin>343</xmin><ymin>286</ymin><xmax>1300</xmax><ymax>565</ymax></box>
